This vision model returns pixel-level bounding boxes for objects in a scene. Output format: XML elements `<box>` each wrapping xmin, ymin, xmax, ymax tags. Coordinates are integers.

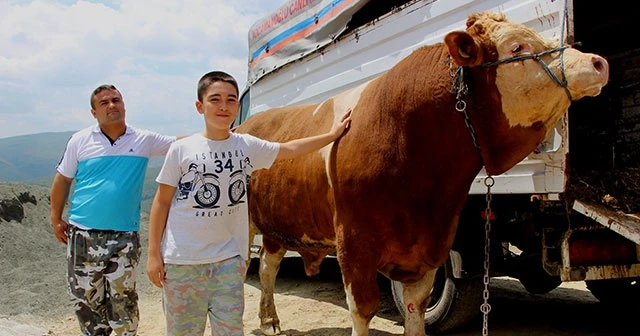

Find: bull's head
<box><xmin>441</xmin><ymin>11</ymin><xmax>609</xmax><ymax>174</ymax></box>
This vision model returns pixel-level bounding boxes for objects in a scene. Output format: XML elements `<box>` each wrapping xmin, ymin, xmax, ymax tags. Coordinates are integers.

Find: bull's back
<box><xmin>237</xmin><ymin>103</ymin><xmax>328</xmax><ymax>141</ymax></box>
<box><xmin>236</xmin><ymin>103</ymin><xmax>338</xmax><ymax>252</ymax></box>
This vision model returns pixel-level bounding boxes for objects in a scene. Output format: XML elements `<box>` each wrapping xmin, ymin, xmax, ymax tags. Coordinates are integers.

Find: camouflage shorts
<box><xmin>163</xmin><ymin>255</ymin><xmax>247</xmax><ymax>336</ymax></box>
<box><xmin>67</xmin><ymin>225</ymin><xmax>141</xmax><ymax>336</ymax></box>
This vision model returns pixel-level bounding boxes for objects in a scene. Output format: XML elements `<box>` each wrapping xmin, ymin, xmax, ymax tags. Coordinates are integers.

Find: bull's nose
<box><xmin>592</xmin><ymin>55</ymin><xmax>609</xmax><ymax>80</ymax></box>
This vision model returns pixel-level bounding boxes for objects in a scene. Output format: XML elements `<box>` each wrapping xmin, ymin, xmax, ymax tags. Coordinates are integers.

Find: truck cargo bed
<box><xmin>566</xmin><ymin>1</ymin><xmax>640</xmax><ymax>215</ymax></box>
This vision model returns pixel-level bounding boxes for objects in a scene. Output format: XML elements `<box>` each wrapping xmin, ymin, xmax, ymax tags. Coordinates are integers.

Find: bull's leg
<box><xmin>247</xmin><ymin>222</ymin><xmax>260</xmax><ymax>272</ymax></box>
<box><xmin>336</xmin><ymin>243</ymin><xmax>380</xmax><ymax>336</ymax></box>
<box><xmin>401</xmin><ymin>269</ymin><xmax>437</xmax><ymax>336</ymax></box>
<box><xmin>258</xmin><ymin>246</ymin><xmax>286</xmax><ymax>335</ymax></box>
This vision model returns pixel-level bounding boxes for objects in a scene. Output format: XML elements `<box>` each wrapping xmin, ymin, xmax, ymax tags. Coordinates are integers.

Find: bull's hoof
<box><xmin>260</xmin><ymin>318</ymin><xmax>281</xmax><ymax>335</ymax></box>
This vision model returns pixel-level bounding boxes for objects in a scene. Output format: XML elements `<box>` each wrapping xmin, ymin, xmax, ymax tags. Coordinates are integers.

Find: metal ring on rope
<box><xmin>484</xmin><ymin>176</ymin><xmax>495</xmax><ymax>188</ymax></box>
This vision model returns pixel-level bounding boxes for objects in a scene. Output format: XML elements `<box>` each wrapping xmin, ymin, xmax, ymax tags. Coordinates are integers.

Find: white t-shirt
<box><xmin>156</xmin><ymin>133</ymin><xmax>279</xmax><ymax>264</ymax></box>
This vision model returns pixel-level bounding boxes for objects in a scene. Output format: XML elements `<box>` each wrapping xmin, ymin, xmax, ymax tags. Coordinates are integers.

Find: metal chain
<box><xmin>447</xmin><ymin>4</ymin><xmax>570</xmax><ymax>330</ymax></box>
<box><xmin>447</xmin><ymin>59</ymin><xmax>481</xmax><ymax>150</ymax></box>
<box><xmin>448</xmin><ymin>57</ymin><xmax>493</xmax><ymax>335</ymax></box>
<box><xmin>481</xmin><ymin>176</ymin><xmax>494</xmax><ymax>336</ymax></box>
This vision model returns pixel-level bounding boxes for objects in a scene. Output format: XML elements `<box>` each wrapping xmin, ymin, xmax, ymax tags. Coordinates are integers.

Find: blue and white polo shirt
<box><xmin>57</xmin><ymin>124</ymin><xmax>176</xmax><ymax>231</ymax></box>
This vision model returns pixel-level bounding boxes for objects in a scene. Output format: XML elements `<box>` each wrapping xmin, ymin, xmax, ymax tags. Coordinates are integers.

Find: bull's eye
<box><xmin>511</xmin><ymin>44</ymin><xmax>523</xmax><ymax>54</ymax></box>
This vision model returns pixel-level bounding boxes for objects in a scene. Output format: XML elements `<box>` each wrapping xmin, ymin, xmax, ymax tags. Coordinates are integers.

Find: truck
<box><xmin>237</xmin><ymin>0</ymin><xmax>640</xmax><ymax>333</ymax></box>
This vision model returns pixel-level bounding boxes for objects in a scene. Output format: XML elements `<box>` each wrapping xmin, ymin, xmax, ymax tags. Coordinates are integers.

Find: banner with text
<box><xmin>247</xmin><ymin>0</ymin><xmax>370</xmax><ymax>84</ymax></box>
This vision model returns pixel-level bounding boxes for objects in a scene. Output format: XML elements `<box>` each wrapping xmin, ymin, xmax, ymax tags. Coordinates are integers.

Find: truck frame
<box><xmin>238</xmin><ymin>0</ymin><xmax>640</xmax><ymax>332</ymax></box>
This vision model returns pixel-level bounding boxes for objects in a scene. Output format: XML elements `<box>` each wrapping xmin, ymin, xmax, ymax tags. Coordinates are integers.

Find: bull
<box><xmin>236</xmin><ymin>11</ymin><xmax>609</xmax><ymax>336</ymax></box>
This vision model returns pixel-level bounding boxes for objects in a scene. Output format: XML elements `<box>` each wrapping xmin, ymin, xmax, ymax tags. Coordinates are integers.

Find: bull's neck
<box><xmin>371</xmin><ymin>44</ymin><xmax>554</xmax><ymax>177</ymax></box>
<box><xmin>362</xmin><ymin>44</ymin><xmax>485</xmax><ymax>178</ymax></box>
<box><xmin>463</xmin><ymin>67</ymin><xmax>556</xmax><ymax>176</ymax></box>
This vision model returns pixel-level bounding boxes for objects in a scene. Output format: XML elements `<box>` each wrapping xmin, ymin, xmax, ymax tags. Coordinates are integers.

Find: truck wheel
<box><xmin>585</xmin><ymin>278</ymin><xmax>640</xmax><ymax>305</ymax></box>
<box><xmin>390</xmin><ymin>253</ymin><xmax>483</xmax><ymax>334</ymax></box>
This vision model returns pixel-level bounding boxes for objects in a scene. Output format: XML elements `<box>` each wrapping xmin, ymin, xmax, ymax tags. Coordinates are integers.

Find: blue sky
<box><xmin>0</xmin><ymin>0</ymin><xmax>284</xmax><ymax>139</ymax></box>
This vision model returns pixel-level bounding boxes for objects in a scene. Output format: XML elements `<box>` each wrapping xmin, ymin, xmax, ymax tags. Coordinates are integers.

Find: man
<box><xmin>50</xmin><ymin>84</ymin><xmax>182</xmax><ymax>335</ymax></box>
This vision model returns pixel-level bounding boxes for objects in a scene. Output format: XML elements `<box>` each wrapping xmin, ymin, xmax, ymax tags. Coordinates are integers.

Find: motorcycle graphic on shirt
<box><xmin>178</xmin><ymin>163</ymin><xmax>221</xmax><ymax>208</ymax></box>
<box><xmin>229</xmin><ymin>157</ymin><xmax>253</xmax><ymax>205</ymax></box>
<box><xmin>228</xmin><ymin>170</ymin><xmax>246</xmax><ymax>206</ymax></box>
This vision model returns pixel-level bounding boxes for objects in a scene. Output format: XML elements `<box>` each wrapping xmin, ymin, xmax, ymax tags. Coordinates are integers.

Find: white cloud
<box><xmin>0</xmin><ymin>0</ymin><xmax>283</xmax><ymax>138</ymax></box>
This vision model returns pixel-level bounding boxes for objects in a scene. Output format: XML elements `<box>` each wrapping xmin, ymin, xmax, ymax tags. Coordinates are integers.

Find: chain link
<box><xmin>445</xmin><ymin>2</ymin><xmax>570</xmax><ymax>326</ymax></box>
<box><xmin>481</xmin><ymin>176</ymin><xmax>494</xmax><ymax>336</ymax></box>
<box><xmin>447</xmin><ymin>58</ymin><xmax>481</xmax><ymax>151</ymax></box>
<box><xmin>448</xmin><ymin>57</ymin><xmax>493</xmax><ymax>335</ymax></box>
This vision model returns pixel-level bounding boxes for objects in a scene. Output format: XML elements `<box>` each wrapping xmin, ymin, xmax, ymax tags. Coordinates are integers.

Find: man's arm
<box><xmin>146</xmin><ymin>183</ymin><xmax>176</xmax><ymax>288</ymax></box>
<box><xmin>276</xmin><ymin>109</ymin><xmax>351</xmax><ymax>160</ymax></box>
<box><xmin>50</xmin><ymin>172</ymin><xmax>73</xmax><ymax>244</ymax></box>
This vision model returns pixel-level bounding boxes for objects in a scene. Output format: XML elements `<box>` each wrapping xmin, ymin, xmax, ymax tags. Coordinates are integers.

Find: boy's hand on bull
<box><xmin>331</xmin><ymin>108</ymin><xmax>352</xmax><ymax>139</ymax></box>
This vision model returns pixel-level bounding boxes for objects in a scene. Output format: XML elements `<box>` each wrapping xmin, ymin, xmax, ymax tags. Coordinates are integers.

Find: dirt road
<box><xmin>2</xmin><ymin>185</ymin><xmax>635</xmax><ymax>336</ymax></box>
<box><xmin>3</xmin><ymin>257</ymin><xmax>635</xmax><ymax>336</ymax></box>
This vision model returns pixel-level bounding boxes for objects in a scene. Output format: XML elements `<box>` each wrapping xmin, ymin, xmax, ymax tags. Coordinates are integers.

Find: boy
<box><xmin>146</xmin><ymin>71</ymin><xmax>351</xmax><ymax>335</ymax></box>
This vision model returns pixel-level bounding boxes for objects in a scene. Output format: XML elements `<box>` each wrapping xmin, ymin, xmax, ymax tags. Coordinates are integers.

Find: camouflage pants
<box><xmin>163</xmin><ymin>256</ymin><xmax>247</xmax><ymax>336</ymax></box>
<box><xmin>67</xmin><ymin>226</ymin><xmax>141</xmax><ymax>336</ymax></box>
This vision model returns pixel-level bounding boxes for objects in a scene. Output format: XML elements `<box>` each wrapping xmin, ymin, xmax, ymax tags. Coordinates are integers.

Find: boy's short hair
<box><xmin>90</xmin><ymin>84</ymin><xmax>119</xmax><ymax>108</ymax></box>
<box><xmin>197</xmin><ymin>71</ymin><xmax>239</xmax><ymax>101</ymax></box>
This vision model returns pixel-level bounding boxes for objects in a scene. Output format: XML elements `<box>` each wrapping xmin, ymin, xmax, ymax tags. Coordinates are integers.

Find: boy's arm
<box><xmin>146</xmin><ymin>183</ymin><xmax>176</xmax><ymax>288</ymax></box>
<box><xmin>276</xmin><ymin>109</ymin><xmax>352</xmax><ymax>160</ymax></box>
<box><xmin>50</xmin><ymin>172</ymin><xmax>73</xmax><ymax>244</ymax></box>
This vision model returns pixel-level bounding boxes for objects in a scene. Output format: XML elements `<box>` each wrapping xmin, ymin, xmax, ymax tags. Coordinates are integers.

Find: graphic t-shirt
<box><xmin>156</xmin><ymin>133</ymin><xmax>279</xmax><ymax>264</ymax></box>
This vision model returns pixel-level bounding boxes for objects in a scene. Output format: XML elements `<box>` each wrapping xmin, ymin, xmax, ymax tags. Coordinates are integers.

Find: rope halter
<box><xmin>480</xmin><ymin>45</ymin><xmax>572</xmax><ymax>101</ymax></box>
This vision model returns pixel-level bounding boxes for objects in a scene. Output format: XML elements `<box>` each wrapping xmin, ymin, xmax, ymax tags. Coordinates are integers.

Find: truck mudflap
<box><xmin>556</xmin><ymin>200</ymin><xmax>640</xmax><ymax>281</ymax></box>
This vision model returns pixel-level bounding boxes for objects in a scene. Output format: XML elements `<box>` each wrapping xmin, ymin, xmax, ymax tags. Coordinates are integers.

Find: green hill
<box><xmin>0</xmin><ymin>131</ymin><xmax>165</xmax><ymax>213</ymax></box>
<box><xmin>0</xmin><ymin>131</ymin><xmax>75</xmax><ymax>182</ymax></box>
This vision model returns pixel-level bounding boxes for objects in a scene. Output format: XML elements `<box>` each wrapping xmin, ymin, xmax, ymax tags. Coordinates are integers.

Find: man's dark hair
<box><xmin>90</xmin><ymin>84</ymin><xmax>119</xmax><ymax>108</ymax></box>
<box><xmin>197</xmin><ymin>71</ymin><xmax>239</xmax><ymax>101</ymax></box>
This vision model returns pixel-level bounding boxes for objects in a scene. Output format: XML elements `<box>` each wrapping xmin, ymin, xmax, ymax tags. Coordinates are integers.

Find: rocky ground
<box><xmin>1</xmin><ymin>182</ymin><xmax>638</xmax><ymax>336</ymax></box>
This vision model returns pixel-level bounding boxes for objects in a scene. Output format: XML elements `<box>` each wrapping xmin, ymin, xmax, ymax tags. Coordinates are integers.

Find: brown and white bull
<box><xmin>236</xmin><ymin>11</ymin><xmax>609</xmax><ymax>336</ymax></box>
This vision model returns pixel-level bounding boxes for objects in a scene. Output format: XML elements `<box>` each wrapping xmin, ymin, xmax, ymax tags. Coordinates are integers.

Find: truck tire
<box><xmin>390</xmin><ymin>253</ymin><xmax>483</xmax><ymax>334</ymax></box>
<box><xmin>585</xmin><ymin>278</ymin><xmax>640</xmax><ymax>305</ymax></box>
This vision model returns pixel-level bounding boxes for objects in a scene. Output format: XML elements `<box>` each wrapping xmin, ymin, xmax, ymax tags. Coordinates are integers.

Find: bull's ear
<box><xmin>444</xmin><ymin>31</ymin><xmax>482</xmax><ymax>67</ymax></box>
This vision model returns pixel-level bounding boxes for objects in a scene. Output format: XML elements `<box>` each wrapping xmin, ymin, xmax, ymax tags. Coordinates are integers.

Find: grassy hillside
<box><xmin>0</xmin><ymin>131</ymin><xmax>75</xmax><ymax>182</ymax></box>
<box><xmin>0</xmin><ymin>132</ymin><xmax>166</xmax><ymax>213</ymax></box>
